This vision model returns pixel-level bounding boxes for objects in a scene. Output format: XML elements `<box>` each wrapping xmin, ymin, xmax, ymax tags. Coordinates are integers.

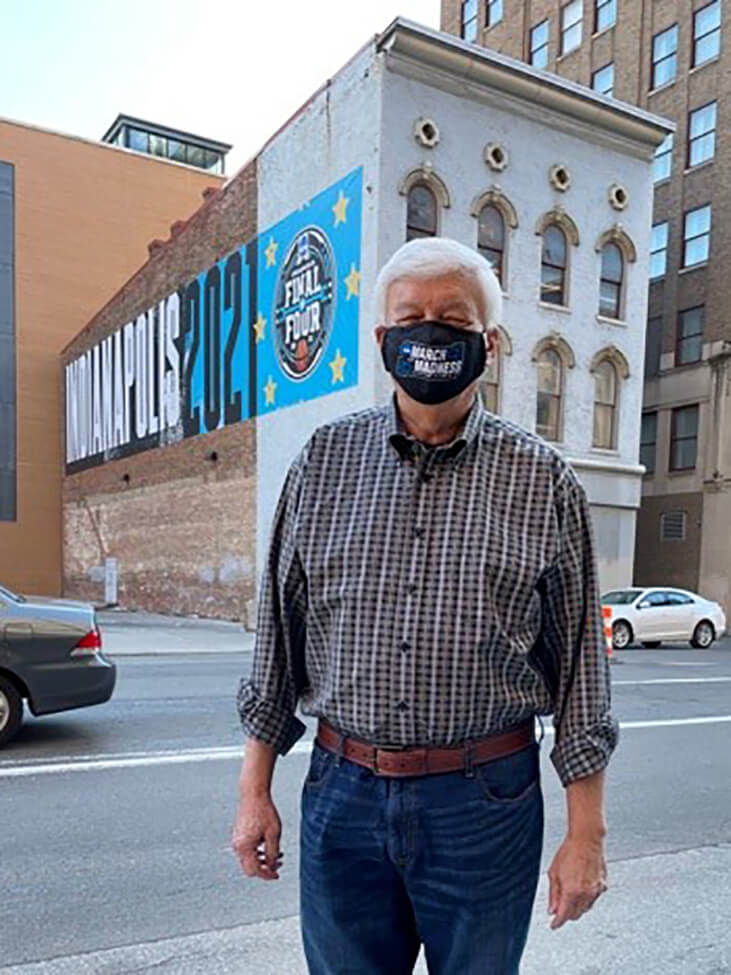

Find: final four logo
<box><xmin>273</xmin><ymin>226</ymin><xmax>335</xmax><ymax>380</ymax></box>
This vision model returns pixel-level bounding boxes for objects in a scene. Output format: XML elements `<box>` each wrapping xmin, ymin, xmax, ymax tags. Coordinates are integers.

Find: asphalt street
<box><xmin>1</xmin><ymin>623</ymin><xmax>730</xmax><ymax>974</ymax></box>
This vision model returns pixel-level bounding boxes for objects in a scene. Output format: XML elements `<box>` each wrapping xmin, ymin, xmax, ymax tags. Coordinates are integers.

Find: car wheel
<box><xmin>690</xmin><ymin>620</ymin><xmax>715</xmax><ymax>650</ymax></box>
<box><xmin>0</xmin><ymin>675</ymin><xmax>23</xmax><ymax>748</ymax></box>
<box><xmin>612</xmin><ymin>620</ymin><xmax>633</xmax><ymax>650</ymax></box>
<box><xmin>642</xmin><ymin>641</ymin><xmax>662</xmax><ymax>649</ymax></box>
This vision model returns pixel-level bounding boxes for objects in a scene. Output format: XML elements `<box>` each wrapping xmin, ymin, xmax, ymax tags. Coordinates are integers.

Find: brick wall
<box><xmin>61</xmin><ymin>161</ymin><xmax>260</xmax><ymax>625</ymax></box>
<box><xmin>634</xmin><ymin>491</ymin><xmax>703</xmax><ymax>591</ymax></box>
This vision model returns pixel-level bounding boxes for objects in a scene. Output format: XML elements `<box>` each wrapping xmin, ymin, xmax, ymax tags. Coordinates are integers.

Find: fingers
<box><xmin>264</xmin><ymin>826</ymin><xmax>282</xmax><ymax>874</ymax></box>
<box><xmin>231</xmin><ymin>823</ymin><xmax>283</xmax><ymax>881</ymax></box>
<box><xmin>550</xmin><ymin>882</ymin><xmax>608</xmax><ymax>930</ymax></box>
<box><xmin>547</xmin><ymin>868</ymin><xmax>560</xmax><ymax>919</ymax></box>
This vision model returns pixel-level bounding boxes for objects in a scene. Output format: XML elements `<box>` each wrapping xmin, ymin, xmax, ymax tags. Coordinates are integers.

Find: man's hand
<box><xmin>547</xmin><ymin>833</ymin><xmax>608</xmax><ymax>929</ymax></box>
<box><xmin>231</xmin><ymin>792</ymin><xmax>283</xmax><ymax>881</ymax></box>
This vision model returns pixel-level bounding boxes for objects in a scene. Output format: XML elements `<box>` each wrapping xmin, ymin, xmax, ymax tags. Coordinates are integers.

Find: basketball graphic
<box><xmin>294</xmin><ymin>338</ymin><xmax>309</xmax><ymax>373</ymax></box>
<box><xmin>273</xmin><ymin>226</ymin><xmax>335</xmax><ymax>381</ymax></box>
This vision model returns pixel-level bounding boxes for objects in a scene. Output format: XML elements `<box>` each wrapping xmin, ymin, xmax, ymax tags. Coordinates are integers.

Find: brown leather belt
<box><xmin>316</xmin><ymin>718</ymin><xmax>535</xmax><ymax>778</ymax></box>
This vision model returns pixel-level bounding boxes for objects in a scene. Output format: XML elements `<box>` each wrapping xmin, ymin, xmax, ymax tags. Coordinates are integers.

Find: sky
<box><xmin>1</xmin><ymin>0</ymin><xmax>441</xmax><ymax>174</ymax></box>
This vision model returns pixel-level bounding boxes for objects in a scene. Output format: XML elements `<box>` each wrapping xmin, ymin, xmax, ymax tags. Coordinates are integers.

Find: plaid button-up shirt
<box><xmin>237</xmin><ymin>393</ymin><xmax>618</xmax><ymax>785</ymax></box>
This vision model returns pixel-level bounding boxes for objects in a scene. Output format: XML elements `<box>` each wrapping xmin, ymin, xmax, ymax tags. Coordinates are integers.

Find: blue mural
<box><xmin>64</xmin><ymin>167</ymin><xmax>363</xmax><ymax>471</ymax></box>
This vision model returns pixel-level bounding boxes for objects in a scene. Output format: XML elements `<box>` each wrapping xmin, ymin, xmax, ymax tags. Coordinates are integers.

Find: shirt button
<box><xmin>400</xmin><ymin>641</ymin><xmax>411</xmax><ymax>653</ymax></box>
<box><xmin>397</xmin><ymin>701</ymin><xmax>409</xmax><ymax>712</ymax></box>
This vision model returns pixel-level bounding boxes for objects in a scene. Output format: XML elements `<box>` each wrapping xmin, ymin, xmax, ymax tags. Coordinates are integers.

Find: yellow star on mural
<box><xmin>329</xmin><ymin>349</ymin><xmax>347</xmax><ymax>384</ymax></box>
<box><xmin>263</xmin><ymin>375</ymin><xmax>277</xmax><ymax>407</ymax></box>
<box><xmin>332</xmin><ymin>190</ymin><xmax>350</xmax><ymax>227</ymax></box>
<box><xmin>344</xmin><ymin>263</ymin><xmax>361</xmax><ymax>300</ymax></box>
<box><xmin>264</xmin><ymin>236</ymin><xmax>278</xmax><ymax>268</ymax></box>
<box><xmin>253</xmin><ymin>312</ymin><xmax>266</xmax><ymax>343</ymax></box>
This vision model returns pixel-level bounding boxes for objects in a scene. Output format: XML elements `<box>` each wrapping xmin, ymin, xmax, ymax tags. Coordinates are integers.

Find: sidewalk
<box><xmin>4</xmin><ymin>848</ymin><xmax>730</xmax><ymax>973</ymax></box>
<box><xmin>95</xmin><ymin>608</ymin><xmax>255</xmax><ymax>656</ymax></box>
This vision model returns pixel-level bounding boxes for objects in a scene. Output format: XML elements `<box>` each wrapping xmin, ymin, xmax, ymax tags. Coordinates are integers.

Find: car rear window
<box><xmin>602</xmin><ymin>590</ymin><xmax>641</xmax><ymax>605</ymax></box>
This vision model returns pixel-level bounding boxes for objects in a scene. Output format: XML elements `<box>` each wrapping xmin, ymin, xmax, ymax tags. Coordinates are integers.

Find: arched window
<box><xmin>477</xmin><ymin>205</ymin><xmax>505</xmax><ymax>286</ymax></box>
<box><xmin>599</xmin><ymin>243</ymin><xmax>624</xmax><ymax>319</ymax></box>
<box><xmin>540</xmin><ymin>225</ymin><xmax>568</xmax><ymax>305</ymax></box>
<box><xmin>406</xmin><ymin>184</ymin><xmax>437</xmax><ymax>240</ymax></box>
<box><xmin>480</xmin><ymin>353</ymin><xmax>500</xmax><ymax>413</ymax></box>
<box><xmin>593</xmin><ymin>360</ymin><xmax>618</xmax><ymax>448</ymax></box>
<box><xmin>536</xmin><ymin>348</ymin><xmax>563</xmax><ymax>441</ymax></box>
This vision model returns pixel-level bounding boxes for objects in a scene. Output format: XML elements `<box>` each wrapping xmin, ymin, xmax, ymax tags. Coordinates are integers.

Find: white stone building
<box><xmin>255</xmin><ymin>18</ymin><xmax>672</xmax><ymax>593</ymax></box>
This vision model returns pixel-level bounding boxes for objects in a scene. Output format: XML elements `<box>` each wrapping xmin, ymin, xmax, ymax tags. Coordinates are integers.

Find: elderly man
<box><xmin>233</xmin><ymin>236</ymin><xmax>618</xmax><ymax>974</ymax></box>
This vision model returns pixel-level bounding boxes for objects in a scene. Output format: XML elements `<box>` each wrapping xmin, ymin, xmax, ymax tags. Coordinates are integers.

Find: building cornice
<box><xmin>377</xmin><ymin>19</ymin><xmax>673</xmax><ymax>157</ymax></box>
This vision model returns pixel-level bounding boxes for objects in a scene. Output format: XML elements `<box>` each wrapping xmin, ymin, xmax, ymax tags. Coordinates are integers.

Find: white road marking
<box><xmin>2</xmin><ymin>717</ymin><xmax>731</xmax><ymax>779</ymax></box>
<box><xmin>657</xmin><ymin>661</ymin><xmax>718</xmax><ymax>667</ymax></box>
<box><xmin>620</xmin><ymin>715</ymin><xmax>731</xmax><ymax>730</ymax></box>
<box><xmin>614</xmin><ymin>677</ymin><xmax>731</xmax><ymax>685</ymax></box>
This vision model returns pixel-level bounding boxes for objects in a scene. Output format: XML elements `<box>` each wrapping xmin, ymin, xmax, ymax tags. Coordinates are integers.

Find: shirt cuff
<box><xmin>550</xmin><ymin>716</ymin><xmax>619</xmax><ymax>787</ymax></box>
<box><xmin>236</xmin><ymin>680</ymin><xmax>306</xmax><ymax>755</ymax></box>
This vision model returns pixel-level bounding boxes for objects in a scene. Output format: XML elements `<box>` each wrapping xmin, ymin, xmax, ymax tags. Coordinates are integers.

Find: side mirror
<box><xmin>637</xmin><ymin>601</ymin><xmax>650</xmax><ymax>610</ymax></box>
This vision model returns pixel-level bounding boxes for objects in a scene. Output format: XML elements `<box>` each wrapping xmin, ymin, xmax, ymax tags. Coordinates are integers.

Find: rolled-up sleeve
<box><xmin>539</xmin><ymin>468</ymin><xmax>619</xmax><ymax>786</ymax></box>
<box><xmin>236</xmin><ymin>445</ymin><xmax>309</xmax><ymax>755</ymax></box>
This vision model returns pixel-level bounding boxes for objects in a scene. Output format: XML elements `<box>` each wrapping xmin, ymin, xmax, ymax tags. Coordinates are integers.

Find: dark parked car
<box><xmin>0</xmin><ymin>584</ymin><xmax>116</xmax><ymax>747</ymax></box>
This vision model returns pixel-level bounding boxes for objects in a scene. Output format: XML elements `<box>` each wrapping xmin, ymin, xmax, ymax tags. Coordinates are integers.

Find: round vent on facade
<box><xmin>484</xmin><ymin>142</ymin><xmax>509</xmax><ymax>172</ymax></box>
<box><xmin>549</xmin><ymin>164</ymin><xmax>572</xmax><ymax>191</ymax></box>
<box><xmin>413</xmin><ymin>118</ymin><xmax>440</xmax><ymax>149</ymax></box>
<box><xmin>609</xmin><ymin>183</ymin><xmax>629</xmax><ymax>211</ymax></box>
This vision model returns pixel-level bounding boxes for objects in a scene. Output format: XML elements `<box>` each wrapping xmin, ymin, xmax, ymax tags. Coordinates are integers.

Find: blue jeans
<box><xmin>300</xmin><ymin>740</ymin><xmax>544</xmax><ymax>975</ymax></box>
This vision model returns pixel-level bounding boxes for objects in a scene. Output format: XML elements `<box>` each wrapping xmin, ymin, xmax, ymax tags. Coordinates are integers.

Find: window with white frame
<box><xmin>640</xmin><ymin>412</ymin><xmax>657</xmax><ymax>474</ymax></box>
<box><xmin>676</xmin><ymin>307</ymin><xmax>705</xmax><ymax>365</ymax></box>
<box><xmin>480</xmin><ymin>348</ymin><xmax>501</xmax><ymax>413</ymax></box>
<box><xmin>593</xmin><ymin>359</ymin><xmax>618</xmax><ymax>449</ymax></box>
<box><xmin>693</xmin><ymin>1</ymin><xmax>721</xmax><ymax>68</ymax></box>
<box><xmin>536</xmin><ymin>348</ymin><xmax>563</xmax><ymax>441</ymax></box>
<box><xmin>599</xmin><ymin>243</ymin><xmax>623</xmax><ymax>318</ymax></box>
<box><xmin>688</xmin><ymin>102</ymin><xmax>717</xmax><ymax>167</ymax></box>
<box><xmin>592</xmin><ymin>62</ymin><xmax>614</xmax><ymax>96</ymax></box>
<box><xmin>530</xmin><ymin>19</ymin><xmax>550</xmax><ymax>68</ymax></box>
<box><xmin>670</xmin><ymin>405</ymin><xmax>699</xmax><ymax>471</ymax></box>
<box><xmin>682</xmin><ymin>204</ymin><xmax>711</xmax><ymax>268</ymax></box>
<box><xmin>540</xmin><ymin>225</ymin><xmax>568</xmax><ymax>305</ymax></box>
<box><xmin>461</xmin><ymin>0</ymin><xmax>478</xmax><ymax>41</ymax></box>
<box><xmin>406</xmin><ymin>184</ymin><xmax>438</xmax><ymax>241</ymax></box>
<box><xmin>594</xmin><ymin>0</ymin><xmax>616</xmax><ymax>33</ymax></box>
<box><xmin>651</xmin><ymin>24</ymin><xmax>678</xmax><ymax>89</ymax></box>
<box><xmin>486</xmin><ymin>0</ymin><xmax>503</xmax><ymax>28</ymax></box>
<box><xmin>653</xmin><ymin>133</ymin><xmax>673</xmax><ymax>182</ymax></box>
<box><xmin>477</xmin><ymin>205</ymin><xmax>506</xmax><ymax>287</ymax></box>
<box><xmin>650</xmin><ymin>222</ymin><xmax>668</xmax><ymax>279</ymax></box>
<box><xmin>561</xmin><ymin>0</ymin><xmax>583</xmax><ymax>55</ymax></box>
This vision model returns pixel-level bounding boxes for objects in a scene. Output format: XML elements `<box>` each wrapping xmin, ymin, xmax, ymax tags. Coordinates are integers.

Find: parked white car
<box><xmin>601</xmin><ymin>587</ymin><xmax>727</xmax><ymax>650</ymax></box>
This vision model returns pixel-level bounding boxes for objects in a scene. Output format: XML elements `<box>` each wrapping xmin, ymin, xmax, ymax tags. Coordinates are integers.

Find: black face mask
<box><xmin>381</xmin><ymin>321</ymin><xmax>486</xmax><ymax>405</ymax></box>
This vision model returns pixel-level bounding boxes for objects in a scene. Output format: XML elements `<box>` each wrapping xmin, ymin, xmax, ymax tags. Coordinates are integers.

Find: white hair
<box><xmin>372</xmin><ymin>237</ymin><xmax>503</xmax><ymax>330</ymax></box>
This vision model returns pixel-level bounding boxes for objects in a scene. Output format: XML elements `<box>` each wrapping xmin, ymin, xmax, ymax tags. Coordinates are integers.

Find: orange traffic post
<box><xmin>602</xmin><ymin>605</ymin><xmax>615</xmax><ymax>663</ymax></box>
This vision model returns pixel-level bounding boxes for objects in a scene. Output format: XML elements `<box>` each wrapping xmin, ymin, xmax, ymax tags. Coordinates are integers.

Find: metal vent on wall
<box><xmin>660</xmin><ymin>510</ymin><xmax>686</xmax><ymax>542</ymax></box>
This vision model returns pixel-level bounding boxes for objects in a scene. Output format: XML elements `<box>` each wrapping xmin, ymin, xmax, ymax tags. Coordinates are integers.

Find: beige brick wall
<box><xmin>61</xmin><ymin>161</ymin><xmax>259</xmax><ymax>624</ymax></box>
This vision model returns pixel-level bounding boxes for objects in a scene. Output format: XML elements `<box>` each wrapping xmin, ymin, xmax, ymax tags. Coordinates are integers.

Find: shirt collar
<box><xmin>383</xmin><ymin>391</ymin><xmax>484</xmax><ymax>462</ymax></box>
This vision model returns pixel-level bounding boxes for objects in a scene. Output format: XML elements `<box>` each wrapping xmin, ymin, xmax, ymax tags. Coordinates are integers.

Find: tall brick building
<box><xmin>441</xmin><ymin>0</ymin><xmax>731</xmax><ymax>614</ymax></box>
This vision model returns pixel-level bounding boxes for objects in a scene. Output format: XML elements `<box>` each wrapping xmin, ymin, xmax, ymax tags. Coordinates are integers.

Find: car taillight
<box><xmin>70</xmin><ymin>627</ymin><xmax>102</xmax><ymax>657</ymax></box>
